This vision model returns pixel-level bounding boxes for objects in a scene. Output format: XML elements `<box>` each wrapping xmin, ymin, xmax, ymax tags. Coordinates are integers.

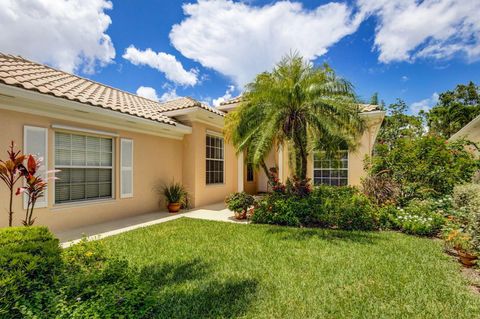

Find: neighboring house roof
<box><xmin>449</xmin><ymin>114</ymin><xmax>480</xmax><ymax>142</ymax></box>
<box><xmin>218</xmin><ymin>96</ymin><xmax>381</xmax><ymax>113</ymax></box>
<box><xmin>0</xmin><ymin>53</ymin><xmax>223</xmax><ymax>126</ymax></box>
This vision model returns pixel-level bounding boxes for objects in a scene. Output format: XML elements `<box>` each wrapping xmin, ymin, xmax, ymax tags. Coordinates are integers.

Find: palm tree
<box><xmin>225</xmin><ymin>54</ymin><xmax>365</xmax><ymax>180</ymax></box>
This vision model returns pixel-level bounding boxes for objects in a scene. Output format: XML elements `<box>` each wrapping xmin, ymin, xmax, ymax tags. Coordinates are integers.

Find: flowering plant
<box><xmin>267</xmin><ymin>167</ymin><xmax>285</xmax><ymax>194</ymax></box>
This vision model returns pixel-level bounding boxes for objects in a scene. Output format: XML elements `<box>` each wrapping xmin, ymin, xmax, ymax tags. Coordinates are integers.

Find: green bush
<box><xmin>396</xmin><ymin>200</ymin><xmax>446</xmax><ymax>236</ymax></box>
<box><xmin>369</xmin><ymin>135</ymin><xmax>479</xmax><ymax>203</ymax></box>
<box><xmin>309</xmin><ymin>186</ymin><xmax>378</xmax><ymax>231</ymax></box>
<box><xmin>377</xmin><ymin>205</ymin><xmax>401</xmax><ymax>230</ymax></box>
<box><xmin>0</xmin><ymin>227</ymin><xmax>61</xmax><ymax>318</ymax></box>
<box><xmin>252</xmin><ymin>186</ymin><xmax>378</xmax><ymax>231</ymax></box>
<box><xmin>225</xmin><ymin>192</ymin><xmax>255</xmax><ymax>216</ymax></box>
<box><xmin>443</xmin><ymin>184</ymin><xmax>480</xmax><ymax>254</ymax></box>
<box><xmin>453</xmin><ymin>183</ymin><xmax>480</xmax><ymax>214</ymax></box>
<box><xmin>251</xmin><ymin>195</ymin><xmax>302</xmax><ymax>227</ymax></box>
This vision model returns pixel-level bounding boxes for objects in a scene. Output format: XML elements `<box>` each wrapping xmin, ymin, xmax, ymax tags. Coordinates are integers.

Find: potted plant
<box><xmin>161</xmin><ymin>182</ymin><xmax>188</xmax><ymax>213</ymax></box>
<box><xmin>446</xmin><ymin>229</ymin><xmax>478</xmax><ymax>267</ymax></box>
<box><xmin>225</xmin><ymin>192</ymin><xmax>255</xmax><ymax>220</ymax></box>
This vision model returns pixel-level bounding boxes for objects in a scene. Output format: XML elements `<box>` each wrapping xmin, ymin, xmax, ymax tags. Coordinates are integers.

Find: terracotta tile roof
<box><xmin>219</xmin><ymin>96</ymin><xmax>381</xmax><ymax>113</ymax></box>
<box><xmin>0</xmin><ymin>53</ymin><xmax>218</xmax><ymax>125</ymax></box>
<box><xmin>358</xmin><ymin>104</ymin><xmax>380</xmax><ymax>113</ymax></box>
<box><xmin>219</xmin><ymin>96</ymin><xmax>243</xmax><ymax>106</ymax></box>
<box><xmin>158</xmin><ymin>97</ymin><xmax>225</xmax><ymax>116</ymax></box>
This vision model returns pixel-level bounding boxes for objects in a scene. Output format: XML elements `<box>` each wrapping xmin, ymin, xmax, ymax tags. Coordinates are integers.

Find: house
<box><xmin>449</xmin><ymin>114</ymin><xmax>480</xmax><ymax>155</ymax></box>
<box><xmin>217</xmin><ymin>97</ymin><xmax>385</xmax><ymax>194</ymax></box>
<box><xmin>0</xmin><ymin>53</ymin><xmax>384</xmax><ymax>231</ymax></box>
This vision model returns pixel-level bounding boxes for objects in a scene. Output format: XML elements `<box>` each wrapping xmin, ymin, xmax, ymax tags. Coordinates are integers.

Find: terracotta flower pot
<box><xmin>457</xmin><ymin>249</ymin><xmax>477</xmax><ymax>267</ymax></box>
<box><xmin>234</xmin><ymin>211</ymin><xmax>247</xmax><ymax>220</ymax></box>
<box><xmin>167</xmin><ymin>202</ymin><xmax>181</xmax><ymax>213</ymax></box>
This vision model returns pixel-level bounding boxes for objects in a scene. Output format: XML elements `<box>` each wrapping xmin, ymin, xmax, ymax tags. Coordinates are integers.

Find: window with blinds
<box><xmin>206</xmin><ymin>134</ymin><xmax>224</xmax><ymax>184</ymax></box>
<box><xmin>55</xmin><ymin>132</ymin><xmax>113</xmax><ymax>204</ymax></box>
<box><xmin>313</xmin><ymin>150</ymin><xmax>348</xmax><ymax>186</ymax></box>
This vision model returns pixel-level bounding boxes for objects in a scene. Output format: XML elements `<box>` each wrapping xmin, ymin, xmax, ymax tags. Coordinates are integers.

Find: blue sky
<box><xmin>1</xmin><ymin>0</ymin><xmax>479</xmax><ymax>113</ymax></box>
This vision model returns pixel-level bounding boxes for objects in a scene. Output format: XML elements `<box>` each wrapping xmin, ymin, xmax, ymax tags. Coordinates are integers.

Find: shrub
<box><xmin>225</xmin><ymin>192</ymin><xmax>255</xmax><ymax>219</ymax></box>
<box><xmin>361</xmin><ymin>171</ymin><xmax>400</xmax><ymax>206</ymax></box>
<box><xmin>252</xmin><ymin>186</ymin><xmax>378</xmax><ymax>231</ymax></box>
<box><xmin>396</xmin><ymin>200</ymin><xmax>446</xmax><ymax>236</ymax></box>
<box><xmin>0</xmin><ymin>227</ymin><xmax>61</xmax><ymax>318</ymax></box>
<box><xmin>309</xmin><ymin>186</ymin><xmax>378</xmax><ymax>231</ymax></box>
<box><xmin>443</xmin><ymin>184</ymin><xmax>480</xmax><ymax>254</ymax></box>
<box><xmin>377</xmin><ymin>205</ymin><xmax>401</xmax><ymax>230</ymax></box>
<box><xmin>251</xmin><ymin>196</ymin><xmax>302</xmax><ymax>227</ymax></box>
<box><xmin>453</xmin><ymin>183</ymin><xmax>480</xmax><ymax>214</ymax></box>
<box><xmin>369</xmin><ymin>135</ymin><xmax>479</xmax><ymax>203</ymax></box>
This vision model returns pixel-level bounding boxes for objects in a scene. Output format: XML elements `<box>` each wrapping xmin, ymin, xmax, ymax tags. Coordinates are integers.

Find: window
<box><xmin>55</xmin><ymin>132</ymin><xmax>113</xmax><ymax>204</ymax></box>
<box><xmin>206</xmin><ymin>134</ymin><xmax>224</xmax><ymax>184</ymax></box>
<box><xmin>246</xmin><ymin>163</ymin><xmax>254</xmax><ymax>182</ymax></box>
<box><xmin>313</xmin><ymin>150</ymin><xmax>348</xmax><ymax>186</ymax></box>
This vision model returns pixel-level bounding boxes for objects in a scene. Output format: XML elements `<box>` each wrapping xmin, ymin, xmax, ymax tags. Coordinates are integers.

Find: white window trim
<box><xmin>120</xmin><ymin>138</ymin><xmax>134</xmax><ymax>199</ymax></box>
<box><xmin>53</xmin><ymin>130</ymin><xmax>115</xmax><ymax>205</ymax></box>
<box><xmin>206</xmin><ymin>134</ymin><xmax>225</xmax><ymax>185</ymax></box>
<box><xmin>313</xmin><ymin>150</ymin><xmax>349</xmax><ymax>186</ymax></box>
<box><xmin>23</xmin><ymin>126</ymin><xmax>49</xmax><ymax>209</ymax></box>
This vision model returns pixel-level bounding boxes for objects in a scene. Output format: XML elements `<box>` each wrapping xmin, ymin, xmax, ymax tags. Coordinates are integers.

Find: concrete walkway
<box><xmin>58</xmin><ymin>202</ymin><xmax>246</xmax><ymax>248</ymax></box>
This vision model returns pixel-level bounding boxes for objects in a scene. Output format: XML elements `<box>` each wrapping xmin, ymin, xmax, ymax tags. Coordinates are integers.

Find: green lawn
<box><xmin>97</xmin><ymin>218</ymin><xmax>479</xmax><ymax>318</ymax></box>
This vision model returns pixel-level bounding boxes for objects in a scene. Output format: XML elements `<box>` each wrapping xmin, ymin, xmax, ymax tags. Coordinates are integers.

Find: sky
<box><xmin>1</xmin><ymin>0</ymin><xmax>480</xmax><ymax>114</ymax></box>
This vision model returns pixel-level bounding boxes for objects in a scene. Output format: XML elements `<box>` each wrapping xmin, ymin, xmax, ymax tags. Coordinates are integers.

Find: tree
<box><xmin>225</xmin><ymin>54</ymin><xmax>365</xmax><ymax>180</ymax></box>
<box><xmin>425</xmin><ymin>81</ymin><xmax>480</xmax><ymax>138</ymax></box>
<box><xmin>376</xmin><ymin>99</ymin><xmax>424</xmax><ymax>149</ymax></box>
<box><xmin>370</xmin><ymin>92</ymin><xmax>379</xmax><ymax>105</ymax></box>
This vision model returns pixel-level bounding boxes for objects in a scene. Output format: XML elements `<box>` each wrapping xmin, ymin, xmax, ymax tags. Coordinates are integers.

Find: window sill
<box><xmin>205</xmin><ymin>183</ymin><xmax>226</xmax><ymax>187</ymax></box>
<box><xmin>51</xmin><ymin>198</ymin><xmax>116</xmax><ymax>211</ymax></box>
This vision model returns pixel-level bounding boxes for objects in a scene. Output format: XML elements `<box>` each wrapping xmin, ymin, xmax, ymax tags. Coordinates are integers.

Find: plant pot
<box><xmin>234</xmin><ymin>211</ymin><xmax>247</xmax><ymax>220</ymax></box>
<box><xmin>457</xmin><ymin>249</ymin><xmax>477</xmax><ymax>267</ymax></box>
<box><xmin>167</xmin><ymin>202</ymin><xmax>181</xmax><ymax>213</ymax></box>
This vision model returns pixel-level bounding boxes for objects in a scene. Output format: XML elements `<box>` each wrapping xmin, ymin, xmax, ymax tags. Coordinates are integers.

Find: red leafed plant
<box><xmin>0</xmin><ymin>141</ymin><xmax>26</xmax><ymax>226</ymax></box>
<box><xmin>17</xmin><ymin>155</ymin><xmax>56</xmax><ymax>226</ymax></box>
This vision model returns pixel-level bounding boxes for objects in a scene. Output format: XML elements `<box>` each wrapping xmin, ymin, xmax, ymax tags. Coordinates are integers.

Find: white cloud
<box><xmin>213</xmin><ymin>85</ymin><xmax>235</xmax><ymax>107</ymax></box>
<box><xmin>401</xmin><ymin>75</ymin><xmax>409</xmax><ymax>82</ymax></box>
<box><xmin>411</xmin><ymin>92</ymin><xmax>439</xmax><ymax>114</ymax></box>
<box><xmin>123</xmin><ymin>46</ymin><xmax>198</xmax><ymax>86</ymax></box>
<box><xmin>170</xmin><ymin>0</ymin><xmax>362</xmax><ymax>87</ymax></box>
<box><xmin>357</xmin><ymin>0</ymin><xmax>480</xmax><ymax>63</ymax></box>
<box><xmin>136</xmin><ymin>86</ymin><xmax>180</xmax><ymax>102</ymax></box>
<box><xmin>0</xmin><ymin>0</ymin><xmax>115</xmax><ymax>73</ymax></box>
<box><xmin>159</xmin><ymin>88</ymin><xmax>180</xmax><ymax>102</ymax></box>
<box><xmin>136</xmin><ymin>86</ymin><xmax>159</xmax><ymax>101</ymax></box>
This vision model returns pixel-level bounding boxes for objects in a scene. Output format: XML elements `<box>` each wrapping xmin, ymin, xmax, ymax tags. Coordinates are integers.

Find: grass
<box><xmin>96</xmin><ymin>217</ymin><xmax>480</xmax><ymax>318</ymax></box>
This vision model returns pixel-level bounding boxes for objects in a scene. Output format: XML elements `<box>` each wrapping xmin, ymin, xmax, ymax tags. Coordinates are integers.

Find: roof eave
<box><xmin>0</xmin><ymin>84</ymin><xmax>192</xmax><ymax>138</ymax></box>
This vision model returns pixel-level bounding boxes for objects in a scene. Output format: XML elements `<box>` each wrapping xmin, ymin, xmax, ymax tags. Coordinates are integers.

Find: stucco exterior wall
<box><xmin>255</xmin><ymin>113</ymin><xmax>384</xmax><ymax>188</ymax></box>
<box><xmin>183</xmin><ymin>121</ymin><xmax>239</xmax><ymax>207</ymax></box>
<box><xmin>0</xmin><ymin>108</ymin><xmax>183</xmax><ymax>232</ymax></box>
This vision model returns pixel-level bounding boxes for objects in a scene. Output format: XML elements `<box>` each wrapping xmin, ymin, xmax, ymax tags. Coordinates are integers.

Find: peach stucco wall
<box><xmin>0</xmin><ymin>108</ymin><xmax>183</xmax><ymax>232</ymax></box>
<box><xmin>256</xmin><ymin>114</ymin><xmax>384</xmax><ymax>187</ymax></box>
<box><xmin>182</xmin><ymin>121</ymin><xmax>238</xmax><ymax>207</ymax></box>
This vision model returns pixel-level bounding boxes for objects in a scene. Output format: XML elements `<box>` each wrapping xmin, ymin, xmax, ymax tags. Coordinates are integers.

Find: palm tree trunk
<box><xmin>293</xmin><ymin>127</ymin><xmax>308</xmax><ymax>180</ymax></box>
